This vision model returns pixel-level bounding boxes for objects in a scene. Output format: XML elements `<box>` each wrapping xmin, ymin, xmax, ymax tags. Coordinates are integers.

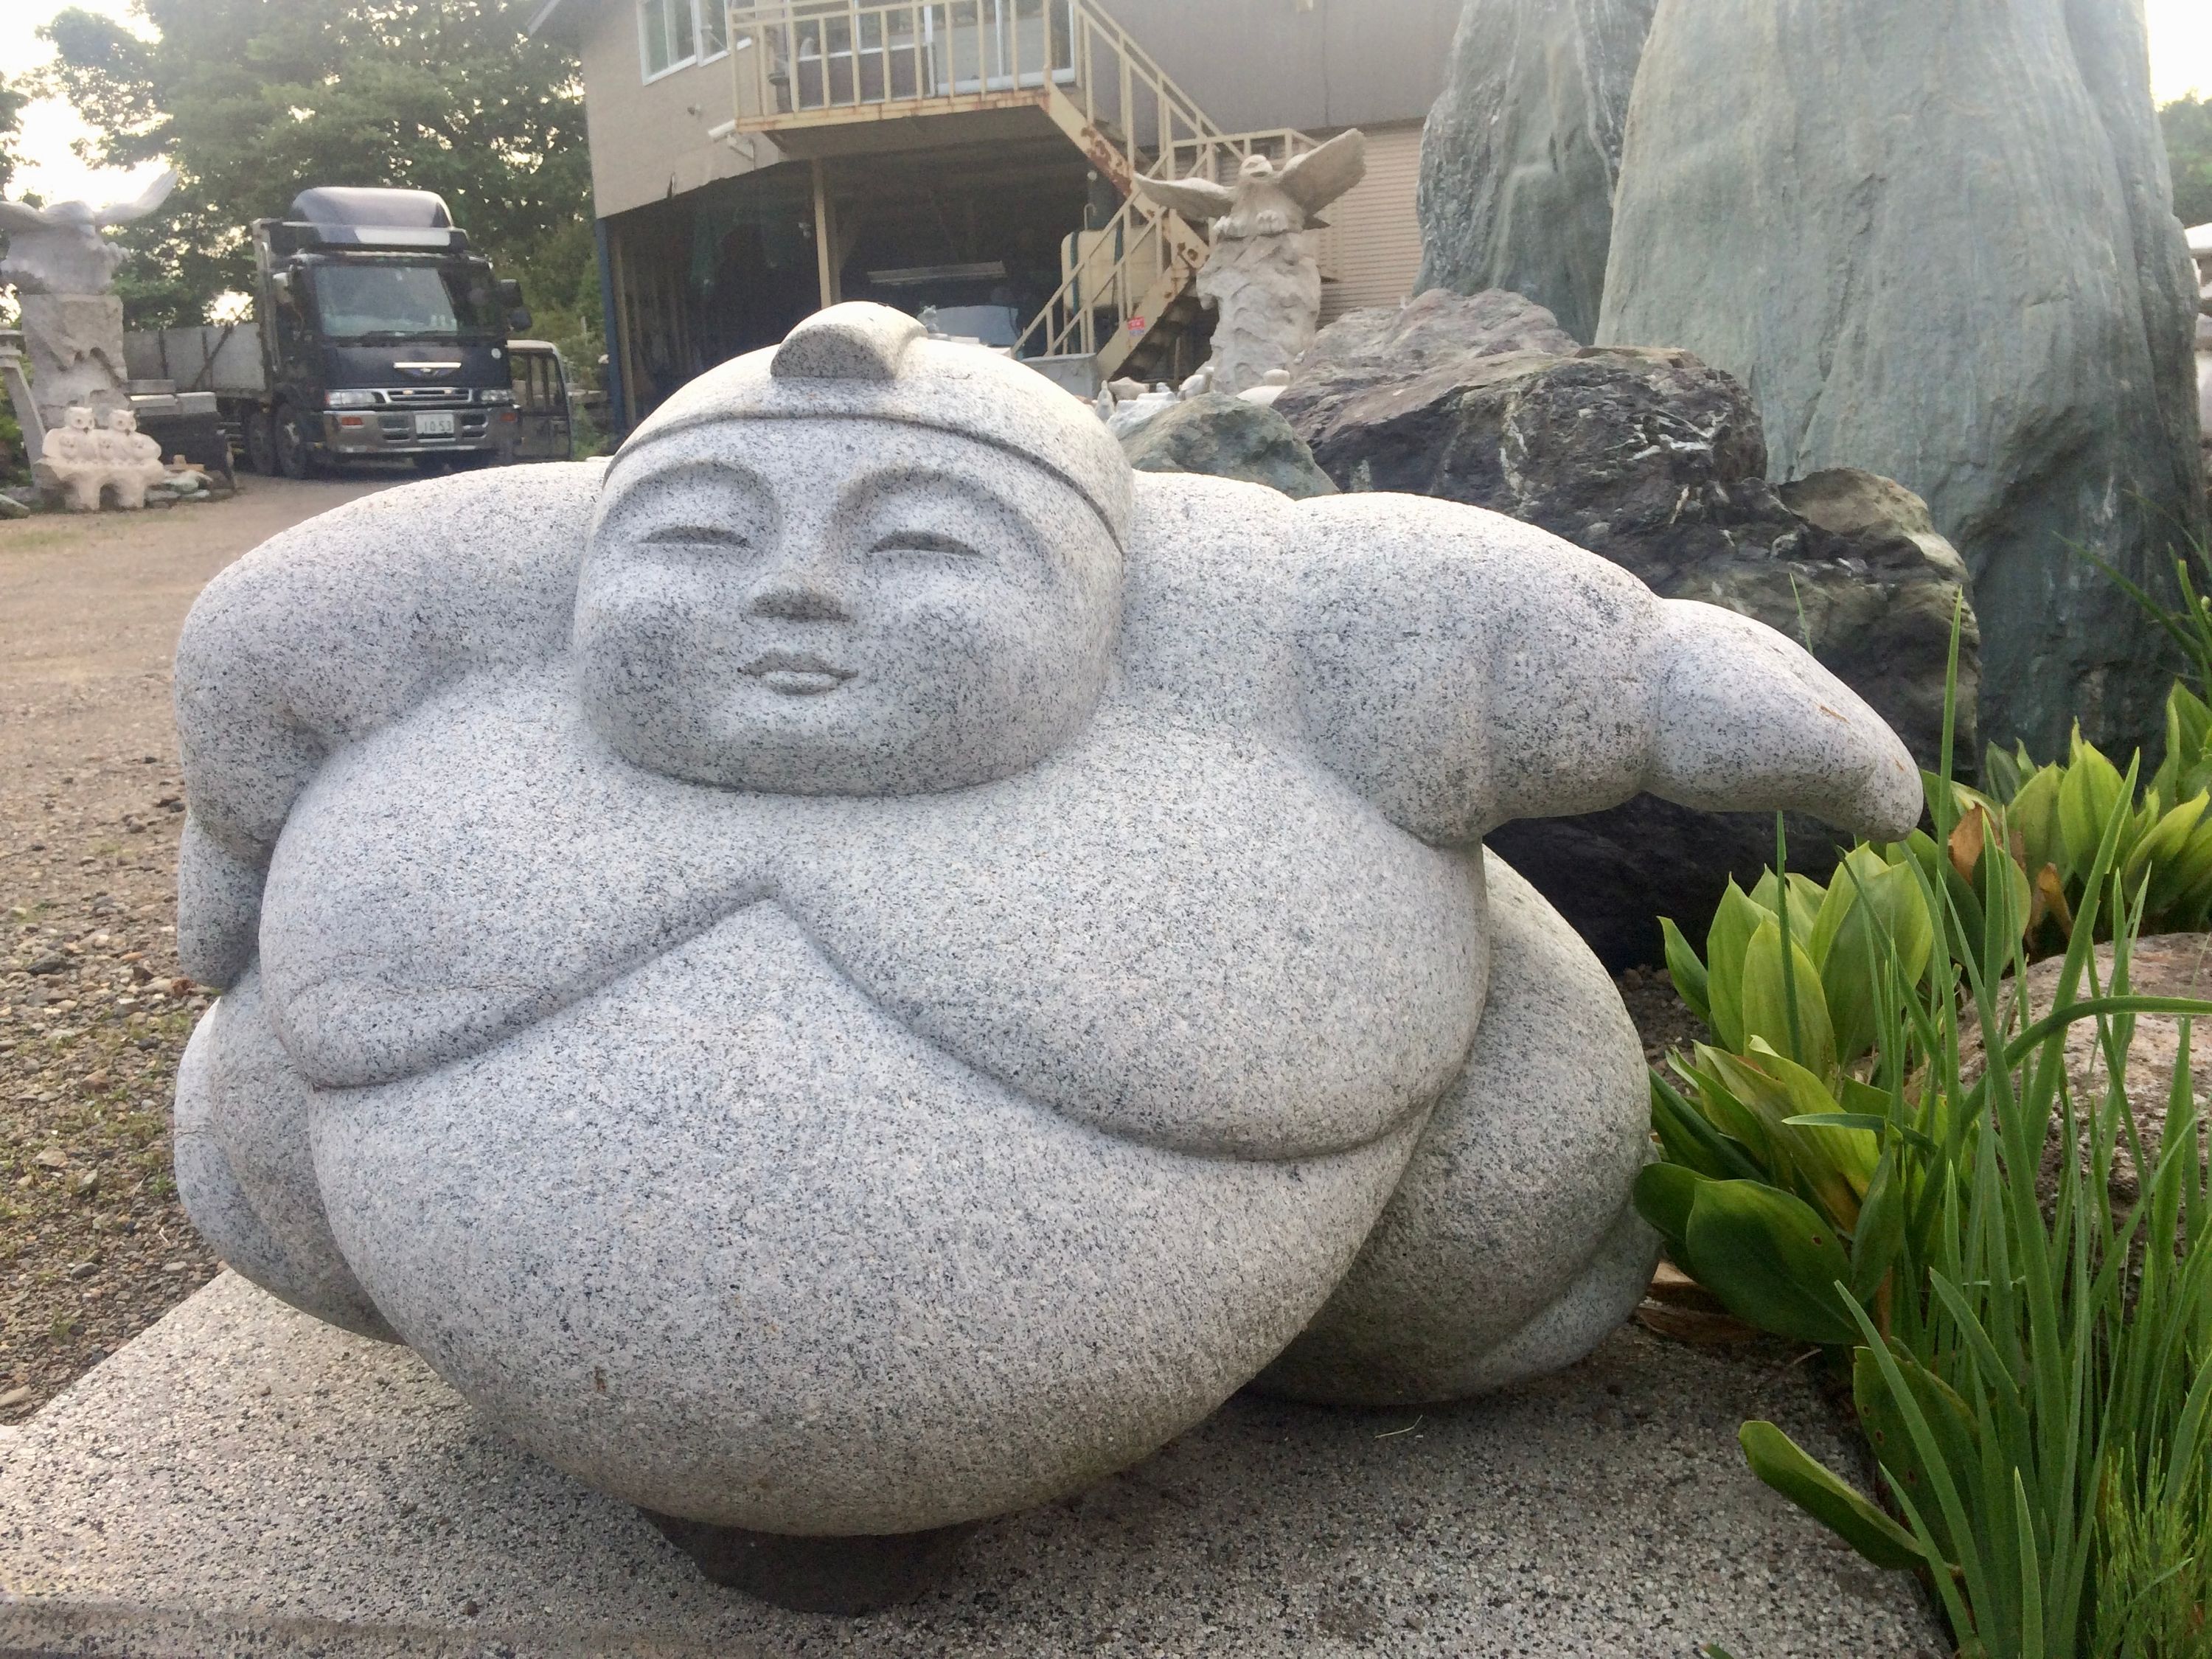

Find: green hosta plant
<box><xmin>1961</xmin><ymin>682</ymin><xmax>2212</xmax><ymax>947</ymax></box>
<box><xmin>1644</xmin><ymin>838</ymin><xmax>1940</xmax><ymax>1340</ymax></box>
<box><xmin>1645</xmin><ymin>740</ymin><xmax>2212</xmax><ymax>1657</ymax></box>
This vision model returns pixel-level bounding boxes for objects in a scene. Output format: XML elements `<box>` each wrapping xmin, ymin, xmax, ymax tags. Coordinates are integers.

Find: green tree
<box><xmin>2165</xmin><ymin>94</ymin><xmax>2212</xmax><ymax>229</ymax></box>
<box><xmin>41</xmin><ymin>0</ymin><xmax>596</xmax><ymax>354</ymax></box>
<box><xmin>0</xmin><ymin>71</ymin><xmax>29</xmax><ymax>199</ymax></box>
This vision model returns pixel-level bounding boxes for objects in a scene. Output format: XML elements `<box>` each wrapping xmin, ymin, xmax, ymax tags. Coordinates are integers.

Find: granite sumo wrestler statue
<box><xmin>170</xmin><ymin>303</ymin><xmax>1921</xmax><ymax>1611</ymax></box>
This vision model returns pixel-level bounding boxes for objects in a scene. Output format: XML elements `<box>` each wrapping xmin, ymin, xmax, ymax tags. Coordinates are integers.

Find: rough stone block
<box><xmin>0</xmin><ymin>1274</ymin><xmax>1947</xmax><ymax>1658</ymax></box>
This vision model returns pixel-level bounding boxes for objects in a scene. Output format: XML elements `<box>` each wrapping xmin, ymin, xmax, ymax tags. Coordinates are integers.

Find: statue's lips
<box><xmin>743</xmin><ymin>651</ymin><xmax>855</xmax><ymax>696</ymax></box>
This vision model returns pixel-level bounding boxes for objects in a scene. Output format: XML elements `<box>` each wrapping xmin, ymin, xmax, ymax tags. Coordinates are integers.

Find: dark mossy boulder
<box><xmin>1279</xmin><ymin>293</ymin><xmax>1979</xmax><ymax>967</ymax></box>
<box><xmin>1119</xmin><ymin>393</ymin><xmax>1337</xmax><ymax>501</ymax></box>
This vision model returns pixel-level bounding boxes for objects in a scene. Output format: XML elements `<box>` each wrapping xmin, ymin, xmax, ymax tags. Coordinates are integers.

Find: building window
<box><xmin>641</xmin><ymin>0</ymin><xmax>729</xmax><ymax>80</ymax></box>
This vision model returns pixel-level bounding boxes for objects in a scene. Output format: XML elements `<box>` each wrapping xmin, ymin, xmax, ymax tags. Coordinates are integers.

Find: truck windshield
<box><xmin>310</xmin><ymin>264</ymin><xmax>501</xmax><ymax>341</ymax></box>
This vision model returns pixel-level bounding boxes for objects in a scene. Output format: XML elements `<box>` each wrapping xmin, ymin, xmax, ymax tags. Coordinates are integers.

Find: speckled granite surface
<box><xmin>0</xmin><ymin>1273</ymin><xmax>1946</xmax><ymax>1659</ymax></box>
<box><xmin>164</xmin><ymin>305</ymin><xmax>1923</xmax><ymax>1537</ymax></box>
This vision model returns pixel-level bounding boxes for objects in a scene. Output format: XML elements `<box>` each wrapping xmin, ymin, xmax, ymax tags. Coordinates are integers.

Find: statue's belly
<box><xmin>264</xmin><ymin>673</ymin><xmax>1486</xmax><ymax>1160</ymax></box>
<box><xmin>310</xmin><ymin>901</ymin><xmax>1420</xmax><ymax>1534</ymax></box>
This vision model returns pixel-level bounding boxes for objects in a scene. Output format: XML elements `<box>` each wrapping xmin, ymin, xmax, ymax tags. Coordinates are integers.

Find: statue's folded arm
<box><xmin>1282</xmin><ymin>492</ymin><xmax>1922</xmax><ymax>847</ymax></box>
<box><xmin>174</xmin><ymin>464</ymin><xmax>602</xmax><ymax>987</ymax></box>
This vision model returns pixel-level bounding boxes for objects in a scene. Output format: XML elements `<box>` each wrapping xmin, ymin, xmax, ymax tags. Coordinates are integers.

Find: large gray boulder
<box><xmin>1280</xmin><ymin>293</ymin><xmax>1977</xmax><ymax>967</ymax></box>
<box><xmin>1416</xmin><ymin>0</ymin><xmax>1658</xmax><ymax>344</ymax></box>
<box><xmin>1597</xmin><ymin>0</ymin><xmax>2208</xmax><ymax>758</ymax></box>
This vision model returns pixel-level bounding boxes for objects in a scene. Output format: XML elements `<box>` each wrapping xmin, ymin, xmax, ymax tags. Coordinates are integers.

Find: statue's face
<box><xmin>108</xmin><ymin>410</ymin><xmax>136</xmax><ymax>433</ymax></box>
<box><xmin>66</xmin><ymin>407</ymin><xmax>94</xmax><ymax>433</ymax></box>
<box><xmin>576</xmin><ymin>418</ymin><xmax>1122</xmax><ymax>796</ymax></box>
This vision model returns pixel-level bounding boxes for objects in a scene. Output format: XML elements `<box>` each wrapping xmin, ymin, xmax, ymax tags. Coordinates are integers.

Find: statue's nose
<box><xmin>744</xmin><ymin>549</ymin><xmax>851</xmax><ymax>623</ymax></box>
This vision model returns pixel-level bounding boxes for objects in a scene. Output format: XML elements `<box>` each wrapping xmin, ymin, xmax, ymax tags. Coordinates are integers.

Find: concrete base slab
<box><xmin>0</xmin><ymin>1273</ymin><xmax>1945</xmax><ymax>1658</ymax></box>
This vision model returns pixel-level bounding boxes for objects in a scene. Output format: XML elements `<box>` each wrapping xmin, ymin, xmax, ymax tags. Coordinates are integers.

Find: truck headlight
<box><xmin>324</xmin><ymin>389</ymin><xmax>377</xmax><ymax>408</ymax></box>
<box><xmin>478</xmin><ymin>388</ymin><xmax>515</xmax><ymax>406</ymax></box>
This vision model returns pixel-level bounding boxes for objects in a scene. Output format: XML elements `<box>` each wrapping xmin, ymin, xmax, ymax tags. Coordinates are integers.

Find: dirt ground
<box><xmin>0</xmin><ymin>476</ymin><xmax>1714</xmax><ymax>1424</ymax></box>
<box><xmin>1</xmin><ymin>476</ymin><xmax>396</xmax><ymax>1420</ymax></box>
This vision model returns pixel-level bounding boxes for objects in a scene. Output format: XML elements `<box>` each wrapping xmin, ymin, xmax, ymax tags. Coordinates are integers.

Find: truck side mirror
<box><xmin>497</xmin><ymin>278</ymin><xmax>524</xmax><ymax>307</ymax></box>
<box><xmin>508</xmin><ymin>306</ymin><xmax>533</xmax><ymax>333</ymax></box>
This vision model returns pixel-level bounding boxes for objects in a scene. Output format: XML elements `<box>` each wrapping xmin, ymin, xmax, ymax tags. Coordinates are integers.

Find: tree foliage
<box><xmin>40</xmin><ymin>0</ymin><xmax>595</xmax><ymax>340</ymax></box>
<box><xmin>0</xmin><ymin>72</ymin><xmax>29</xmax><ymax>201</ymax></box>
<box><xmin>2164</xmin><ymin>94</ymin><xmax>2212</xmax><ymax>230</ymax></box>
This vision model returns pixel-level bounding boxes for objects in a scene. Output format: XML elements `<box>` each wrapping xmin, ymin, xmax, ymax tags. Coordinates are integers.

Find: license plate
<box><xmin>414</xmin><ymin>411</ymin><xmax>456</xmax><ymax>436</ymax></box>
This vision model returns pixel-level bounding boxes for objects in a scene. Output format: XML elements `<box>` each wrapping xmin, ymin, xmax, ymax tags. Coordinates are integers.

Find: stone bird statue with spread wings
<box><xmin>0</xmin><ymin>167</ymin><xmax>181</xmax><ymax>295</ymax></box>
<box><xmin>1135</xmin><ymin>130</ymin><xmax>1366</xmax><ymax>240</ymax></box>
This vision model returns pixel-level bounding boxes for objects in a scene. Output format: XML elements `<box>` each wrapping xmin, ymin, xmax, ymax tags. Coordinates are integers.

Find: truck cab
<box><xmin>246</xmin><ymin>187</ymin><xmax>529</xmax><ymax>476</ymax></box>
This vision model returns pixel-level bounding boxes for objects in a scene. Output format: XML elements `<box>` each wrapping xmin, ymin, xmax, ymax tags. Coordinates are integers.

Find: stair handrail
<box><xmin>1010</xmin><ymin>129</ymin><xmax>1328</xmax><ymax>368</ymax></box>
<box><xmin>1012</xmin><ymin>190</ymin><xmax>1180</xmax><ymax>364</ymax></box>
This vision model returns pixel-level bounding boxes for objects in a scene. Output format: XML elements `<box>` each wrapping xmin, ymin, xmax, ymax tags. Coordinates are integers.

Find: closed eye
<box><xmin>639</xmin><ymin>524</ymin><xmax>751</xmax><ymax>547</ymax></box>
<box><xmin>870</xmin><ymin>529</ymin><xmax>978</xmax><ymax>557</ymax></box>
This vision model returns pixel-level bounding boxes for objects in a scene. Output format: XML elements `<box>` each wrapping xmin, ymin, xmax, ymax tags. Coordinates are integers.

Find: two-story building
<box><xmin>527</xmin><ymin>0</ymin><xmax>1461</xmax><ymax>429</ymax></box>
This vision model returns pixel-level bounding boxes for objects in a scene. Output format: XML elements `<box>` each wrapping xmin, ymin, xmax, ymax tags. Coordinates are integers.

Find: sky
<box><xmin>1</xmin><ymin>0</ymin><xmax>2210</xmax><ymax>208</ymax></box>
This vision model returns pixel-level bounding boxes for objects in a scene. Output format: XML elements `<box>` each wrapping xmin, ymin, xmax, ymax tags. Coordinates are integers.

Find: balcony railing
<box><xmin>726</xmin><ymin>0</ymin><xmax>1225</xmax><ymax>179</ymax></box>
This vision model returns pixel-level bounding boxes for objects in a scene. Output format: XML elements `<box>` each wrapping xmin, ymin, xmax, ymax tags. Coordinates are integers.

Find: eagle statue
<box><xmin>1134</xmin><ymin>130</ymin><xmax>1367</xmax><ymax>241</ymax></box>
<box><xmin>0</xmin><ymin>167</ymin><xmax>181</xmax><ymax>295</ymax></box>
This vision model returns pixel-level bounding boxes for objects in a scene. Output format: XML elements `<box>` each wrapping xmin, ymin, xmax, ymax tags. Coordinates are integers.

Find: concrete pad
<box><xmin>0</xmin><ymin>1273</ymin><xmax>1945</xmax><ymax>1658</ymax></box>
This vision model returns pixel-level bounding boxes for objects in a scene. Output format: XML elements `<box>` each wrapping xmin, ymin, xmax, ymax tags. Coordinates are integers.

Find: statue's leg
<box><xmin>174</xmin><ymin>965</ymin><xmax>399</xmax><ymax>1340</ymax></box>
<box><xmin>1255</xmin><ymin>849</ymin><xmax>1657</xmax><ymax>1405</ymax></box>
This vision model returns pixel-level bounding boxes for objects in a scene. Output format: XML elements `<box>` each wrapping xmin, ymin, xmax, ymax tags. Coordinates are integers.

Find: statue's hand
<box><xmin>1253</xmin><ymin>208</ymin><xmax>1290</xmax><ymax>236</ymax></box>
<box><xmin>1648</xmin><ymin>601</ymin><xmax>1923</xmax><ymax>844</ymax></box>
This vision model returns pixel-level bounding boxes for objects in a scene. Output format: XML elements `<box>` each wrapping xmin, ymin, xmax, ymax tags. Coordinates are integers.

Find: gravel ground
<box><xmin>1</xmin><ymin>477</ymin><xmax>397</xmax><ymax>1422</ymax></box>
<box><xmin>0</xmin><ymin>473</ymin><xmax>1717</xmax><ymax>1425</ymax></box>
<box><xmin>1618</xmin><ymin>962</ymin><xmax>1707</xmax><ymax>1066</ymax></box>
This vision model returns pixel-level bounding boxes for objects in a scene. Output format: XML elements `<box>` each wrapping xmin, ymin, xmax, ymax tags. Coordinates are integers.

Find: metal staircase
<box><xmin>723</xmin><ymin>0</ymin><xmax>1323</xmax><ymax>381</ymax></box>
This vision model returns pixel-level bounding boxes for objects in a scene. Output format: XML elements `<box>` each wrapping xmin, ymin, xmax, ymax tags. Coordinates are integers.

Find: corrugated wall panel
<box><xmin>1317</xmin><ymin>123</ymin><xmax>1426</xmax><ymax>324</ymax></box>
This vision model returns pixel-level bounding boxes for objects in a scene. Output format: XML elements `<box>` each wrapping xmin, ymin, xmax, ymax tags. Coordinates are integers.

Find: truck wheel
<box><xmin>274</xmin><ymin>405</ymin><xmax>319</xmax><ymax>480</ymax></box>
<box><xmin>243</xmin><ymin>409</ymin><xmax>277</xmax><ymax>476</ymax></box>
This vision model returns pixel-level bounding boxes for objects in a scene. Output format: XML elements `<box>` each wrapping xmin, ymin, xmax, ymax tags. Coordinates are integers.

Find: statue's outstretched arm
<box><xmin>1286</xmin><ymin>495</ymin><xmax>1921</xmax><ymax>845</ymax></box>
<box><xmin>174</xmin><ymin>465</ymin><xmax>602</xmax><ymax>989</ymax></box>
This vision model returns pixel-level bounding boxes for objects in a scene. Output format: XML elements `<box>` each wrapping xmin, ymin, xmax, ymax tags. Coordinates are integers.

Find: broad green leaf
<box><xmin>1750</xmin><ymin>869</ymin><xmax>1824</xmax><ymax>941</ymax></box>
<box><xmin>1980</xmin><ymin>743</ymin><xmax>2023</xmax><ymax>804</ymax></box>
<box><xmin>1848</xmin><ymin>1150</ymin><xmax>1905</xmax><ymax>1305</ymax></box>
<box><xmin>2135</xmin><ymin>793</ymin><xmax>2212</xmax><ymax>914</ymax></box>
<box><xmin>1683</xmin><ymin>1178</ymin><xmax>1860</xmax><ymax>1345</ymax></box>
<box><xmin>1733</xmin><ymin>1041</ymin><xmax>1879</xmax><ymax>1225</ymax></box>
<box><xmin>2006</xmin><ymin>765</ymin><xmax>2063</xmax><ymax>880</ymax></box>
<box><xmin>2057</xmin><ymin>729</ymin><xmax>2127</xmax><ymax>879</ymax></box>
<box><xmin>1739</xmin><ymin>918</ymin><xmax>1837</xmax><ymax>1078</ymax></box>
<box><xmin>1702</xmin><ymin>1048</ymin><xmax>1868</xmax><ymax>1217</ymax></box>
<box><xmin>1852</xmin><ymin>1342</ymin><xmax>1980</xmax><ymax>1568</ymax></box>
<box><xmin>1703</xmin><ymin>881</ymin><xmax>1765</xmax><ymax>1052</ymax></box>
<box><xmin>1660</xmin><ymin>917</ymin><xmax>1711</xmax><ymax>1026</ymax></box>
<box><xmin>1739</xmin><ymin>1420</ymin><xmax>1931</xmax><ymax>1572</ymax></box>
<box><xmin>1812</xmin><ymin>849</ymin><xmax>1932</xmax><ymax>1061</ymax></box>
<box><xmin>1683</xmin><ymin>1049</ymin><xmax>1774</xmax><ymax>1161</ymax></box>
<box><xmin>1632</xmin><ymin>1161</ymin><xmax>1700</xmax><ymax>1260</ymax></box>
<box><xmin>1976</xmin><ymin>824</ymin><xmax>2034</xmax><ymax>945</ymax></box>
<box><xmin>1649</xmin><ymin>1071</ymin><xmax>1763</xmax><ymax>1183</ymax></box>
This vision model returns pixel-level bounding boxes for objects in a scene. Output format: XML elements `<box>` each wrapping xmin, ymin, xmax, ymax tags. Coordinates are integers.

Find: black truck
<box><xmin>125</xmin><ymin>187</ymin><xmax>535</xmax><ymax>476</ymax></box>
